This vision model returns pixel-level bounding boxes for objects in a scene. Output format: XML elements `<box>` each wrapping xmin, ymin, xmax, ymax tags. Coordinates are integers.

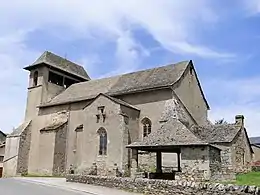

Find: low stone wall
<box><xmin>66</xmin><ymin>174</ymin><xmax>260</xmax><ymax>195</ymax></box>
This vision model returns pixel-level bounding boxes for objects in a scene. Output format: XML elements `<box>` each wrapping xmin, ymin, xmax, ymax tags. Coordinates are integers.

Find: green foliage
<box><xmin>215</xmin><ymin>118</ymin><xmax>228</xmax><ymax>125</ymax></box>
<box><xmin>148</xmin><ymin>165</ymin><xmax>157</xmax><ymax>173</ymax></box>
<box><xmin>235</xmin><ymin>172</ymin><xmax>260</xmax><ymax>187</ymax></box>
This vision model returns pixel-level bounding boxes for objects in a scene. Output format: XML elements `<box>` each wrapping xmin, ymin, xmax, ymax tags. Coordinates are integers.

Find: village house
<box><xmin>0</xmin><ymin>130</ymin><xmax>6</xmax><ymax>178</ymax></box>
<box><xmin>3</xmin><ymin>51</ymin><xmax>253</xmax><ymax>181</ymax></box>
<box><xmin>249</xmin><ymin>137</ymin><xmax>260</xmax><ymax>164</ymax></box>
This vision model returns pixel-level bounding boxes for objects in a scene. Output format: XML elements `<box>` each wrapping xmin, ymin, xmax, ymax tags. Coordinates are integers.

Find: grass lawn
<box><xmin>229</xmin><ymin>172</ymin><xmax>260</xmax><ymax>186</ymax></box>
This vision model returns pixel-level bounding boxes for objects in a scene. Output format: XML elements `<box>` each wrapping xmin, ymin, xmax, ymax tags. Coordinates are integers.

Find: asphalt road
<box><xmin>0</xmin><ymin>178</ymin><xmax>140</xmax><ymax>195</ymax></box>
<box><xmin>0</xmin><ymin>178</ymin><xmax>90</xmax><ymax>195</ymax></box>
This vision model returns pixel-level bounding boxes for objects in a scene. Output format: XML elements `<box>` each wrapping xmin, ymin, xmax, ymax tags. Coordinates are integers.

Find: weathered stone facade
<box><xmin>16</xmin><ymin>124</ymin><xmax>31</xmax><ymax>175</ymax></box>
<box><xmin>66</xmin><ymin>174</ymin><xmax>260</xmax><ymax>195</ymax></box>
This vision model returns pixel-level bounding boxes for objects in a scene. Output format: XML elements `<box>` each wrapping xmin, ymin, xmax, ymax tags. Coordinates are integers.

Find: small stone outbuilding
<box><xmin>249</xmin><ymin>137</ymin><xmax>260</xmax><ymax>165</ymax></box>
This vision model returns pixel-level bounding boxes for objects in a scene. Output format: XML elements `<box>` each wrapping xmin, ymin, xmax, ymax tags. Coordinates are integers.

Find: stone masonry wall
<box><xmin>66</xmin><ymin>174</ymin><xmax>260</xmax><ymax>195</ymax></box>
<box><xmin>16</xmin><ymin>124</ymin><xmax>31</xmax><ymax>175</ymax></box>
<box><xmin>178</xmin><ymin>146</ymin><xmax>210</xmax><ymax>181</ymax></box>
<box><xmin>53</xmin><ymin>123</ymin><xmax>67</xmax><ymax>176</ymax></box>
<box><xmin>232</xmin><ymin>129</ymin><xmax>252</xmax><ymax>173</ymax></box>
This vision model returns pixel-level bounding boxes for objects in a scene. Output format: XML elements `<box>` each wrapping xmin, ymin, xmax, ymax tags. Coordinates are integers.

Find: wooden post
<box><xmin>156</xmin><ymin>151</ymin><xmax>162</xmax><ymax>173</ymax></box>
<box><xmin>177</xmin><ymin>152</ymin><xmax>181</xmax><ymax>172</ymax></box>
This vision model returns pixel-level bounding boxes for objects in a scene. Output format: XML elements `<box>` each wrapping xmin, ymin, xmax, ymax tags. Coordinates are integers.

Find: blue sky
<box><xmin>0</xmin><ymin>0</ymin><xmax>260</xmax><ymax>136</ymax></box>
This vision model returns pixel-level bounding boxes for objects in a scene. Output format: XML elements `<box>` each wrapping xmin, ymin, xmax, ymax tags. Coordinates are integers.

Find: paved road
<box><xmin>0</xmin><ymin>177</ymin><xmax>141</xmax><ymax>195</ymax></box>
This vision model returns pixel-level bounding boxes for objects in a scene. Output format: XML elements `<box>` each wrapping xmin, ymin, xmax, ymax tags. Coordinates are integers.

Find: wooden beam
<box><xmin>156</xmin><ymin>152</ymin><xmax>162</xmax><ymax>173</ymax></box>
<box><xmin>177</xmin><ymin>152</ymin><xmax>181</xmax><ymax>172</ymax></box>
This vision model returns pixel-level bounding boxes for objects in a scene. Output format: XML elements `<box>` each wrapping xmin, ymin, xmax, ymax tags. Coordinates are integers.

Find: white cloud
<box><xmin>242</xmin><ymin>0</ymin><xmax>260</xmax><ymax>15</ymax></box>
<box><xmin>206</xmin><ymin>77</ymin><xmax>260</xmax><ymax>137</ymax></box>
<box><xmin>0</xmin><ymin>0</ymin><xmax>233</xmax><ymax>59</ymax></box>
<box><xmin>0</xmin><ymin>31</ymin><xmax>40</xmax><ymax>133</ymax></box>
<box><xmin>0</xmin><ymin>0</ymin><xmax>237</xmax><ymax>132</ymax></box>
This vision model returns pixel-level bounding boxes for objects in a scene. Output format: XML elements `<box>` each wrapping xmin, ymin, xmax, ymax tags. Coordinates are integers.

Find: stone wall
<box><xmin>179</xmin><ymin>146</ymin><xmax>211</xmax><ymax>181</ymax></box>
<box><xmin>16</xmin><ymin>124</ymin><xmax>31</xmax><ymax>175</ymax></box>
<box><xmin>66</xmin><ymin>174</ymin><xmax>260</xmax><ymax>195</ymax></box>
<box><xmin>232</xmin><ymin>129</ymin><xmax>252</xmax><ymax>173</ymax></box>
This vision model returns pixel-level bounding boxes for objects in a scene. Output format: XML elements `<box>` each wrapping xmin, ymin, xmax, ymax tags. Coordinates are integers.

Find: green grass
<box><xmin>234</xmin><ymin>172</ymin><xmax>260</xmax><ymax>186</ymax></box>
<box><xmin>221</xmin><ymin>172</ymin><xmax>260</xmax><ymax>186</ymax></box>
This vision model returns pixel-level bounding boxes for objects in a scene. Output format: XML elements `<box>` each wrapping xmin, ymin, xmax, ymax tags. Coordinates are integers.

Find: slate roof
<box><xmin>40</xmin><ymin>112</ymin><xmax>68</xmax><ymax>132</ymax></box>
<box><xmin>40</xmin><ymin>60</ymin><xmax>191</xmax><ymax>107</ymax></box>
<box><xmin>249</xmin><ymin>137</ymin><xmax>260</xmax><ymax>145</ymax></box>
<box><xmin>40</xmin><ymin>121</ymin><xmax>67</xmax><ymax>132</ymax></box>
<box><xmin>24</xmin><ymin>51</ymin><xmax>90</xmax><ymax>80</ymax></box>
<box><xmin>190</xmin><ymin>123</ymin><xmax>241</xmax><ymax>143</ymax></box>
<box><xmin>128</xmin><ymin>118</ymin><xmax>207</xmax><ymax>148</ymax></box>
<box><xmin>83</xmin><ymin>93</ymin><xmax>140</xmax><ymax>111</ymax></box>
<box><xmin>8</xmin><ymin>120</ymin><xmax>31</xmax><ymax>138</ymax></box>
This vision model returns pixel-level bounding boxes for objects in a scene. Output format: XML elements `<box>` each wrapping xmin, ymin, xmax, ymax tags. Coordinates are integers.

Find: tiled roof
<box><xmin>41</xmin><ymin>61</ymin><xmax>190</xmax><ymax>107</ymax></box>
<box><xmin>128</xmin><ymin>118</ymin><xmax>206</xmax><ymax>147</ymax></box>
<box><xmin>40</xmin><ymin>121</ymin><xmax>67</xmax><ymax>132</ymax></box>
<box><xmin>87</xmin><ymin>93</ymin><xmax>140</xmax><ymax>111</ymax></box>
<box><xmin>190</xmin><ymin>123</ymin><xmax>241</xmax><ymax>143</ymax></box>
<box><xmin>24</xmin><ymin>51</ymin><xmax>90</xmax><ymax>80</ymax></box>
<box><xmin>8</xmin><ymin>120</ymin><xmax>32</xmax><ymax>137</ymax></box>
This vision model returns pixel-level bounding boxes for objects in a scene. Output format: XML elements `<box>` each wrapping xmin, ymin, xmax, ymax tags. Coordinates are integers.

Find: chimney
<box><xmin>235</xmin><ymin>115</ymin><xmax>244</xmax><ymax>127</ymax></box>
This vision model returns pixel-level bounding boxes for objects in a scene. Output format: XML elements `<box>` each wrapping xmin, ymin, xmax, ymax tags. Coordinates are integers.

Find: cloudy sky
<box><xmin>1</xmin><ymin>0</ymin><xmax>260</xmax><ymax>136</ymax></box>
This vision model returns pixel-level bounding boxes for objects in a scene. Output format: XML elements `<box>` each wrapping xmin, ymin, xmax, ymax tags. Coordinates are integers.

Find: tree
<box><xmin>215</xmin><ymin>118</ymin><xmax>228</xmax><ymax>125</ymax></box>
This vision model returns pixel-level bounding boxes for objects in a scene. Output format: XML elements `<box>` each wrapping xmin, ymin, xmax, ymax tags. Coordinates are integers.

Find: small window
<box><xmin>0</xmin><ymin>156</ymin><xmax>3</xmax><ymax>162</ymax></box>
<box><xmin>142</xmin><ymin>118</ymin><xmax>152</xmax><ymax>138</ymax></box>
<box><xmin>33</xmin><ymin>71</ymin><xmax>38</xmax><ymax>86</ymax></box>
<box><xmin>97</xmin><ymin>128</ymin><xmax>107</xmax><ymax>155</ymax></box>
<box><xmin>98</xmin><ymin>106</ymin><xmax>105</xmax><ymax>114</ymax></box>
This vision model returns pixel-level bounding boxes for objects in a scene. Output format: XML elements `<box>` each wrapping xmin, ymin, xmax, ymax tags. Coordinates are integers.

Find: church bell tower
<box><xmin>23</xmin><ymin>51</ymin><xmax>90</xmax><ymax>121</ymax></box>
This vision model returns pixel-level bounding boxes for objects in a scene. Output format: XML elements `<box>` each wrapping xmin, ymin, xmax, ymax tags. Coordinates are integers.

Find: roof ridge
<box><xmin>40</xmin><ymin>60</ymin><xmax>192</xmax><ymax>108</ymax></box>
<box><xmin>24</xmin><ymin>51</ymin><xmax>90</xmax><ymax>80</ymax></box>
<box><xmin>57</xmin><ymin>60</ymin><xmax>190</xmax><ymax>87</ymax></box>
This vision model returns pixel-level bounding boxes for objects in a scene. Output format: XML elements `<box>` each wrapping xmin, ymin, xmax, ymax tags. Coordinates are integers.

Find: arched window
<box><xmin>33</xmin><ymin>71</ymin><xmax>38</xmax><ymax>86</ymax></box>
<box><xmin>142</xmin><ymin>118</ymin><xmax>152</xmax><ymax>138</ymax></box>
<box><xmin>97</xmin><ymin>128</ymin><xmax>107</xmax><ymax>155</ymax></box>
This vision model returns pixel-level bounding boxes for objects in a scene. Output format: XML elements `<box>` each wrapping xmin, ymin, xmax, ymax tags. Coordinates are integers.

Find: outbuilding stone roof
<box><xmin>41</xmin><ymin>60</ymin><xmax>190</xmax><ymax>107</ymax></box>
<box><xmin>24</xmin><ymin>51</ymin><xmax>90</xmax><ymax>80</ymax></box>
<box><xmin>128</xmin><ymin>118</ymin><xmax>206</xmax><ymax>148</ymax></box>
<box><xmin>190</xmin><ymin>123</ymin><xmax>241</xmax><ymax>143</ymax></box>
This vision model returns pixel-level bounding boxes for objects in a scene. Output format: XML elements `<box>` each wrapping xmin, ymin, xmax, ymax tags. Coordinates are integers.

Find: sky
<box><xmin>0</xmin><ymin>0</ymin><xmax>260</xmax><ymax>136</ymax></box>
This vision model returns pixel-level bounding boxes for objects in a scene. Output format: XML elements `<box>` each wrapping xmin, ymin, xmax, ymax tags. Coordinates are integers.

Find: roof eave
<box><xmin>39</xmin><ymin>85</ymin><xmax>172</xmax><ymax>108</ymax></box>
<box><xmin>188</xmin><ymin>60</ymin><xmax>210</xmax><ymax>110</ymax></box>
<box><xmin>24</xmin><ymin>63</ymin><xmax>90</xmax><ymax>81</ymax></box>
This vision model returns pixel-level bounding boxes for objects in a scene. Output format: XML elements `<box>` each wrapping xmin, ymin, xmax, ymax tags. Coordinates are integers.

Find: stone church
<box><xmin>3</xmin><ymin>51</ymin><xmax>253</xmax><ymax>181</ymax></box>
